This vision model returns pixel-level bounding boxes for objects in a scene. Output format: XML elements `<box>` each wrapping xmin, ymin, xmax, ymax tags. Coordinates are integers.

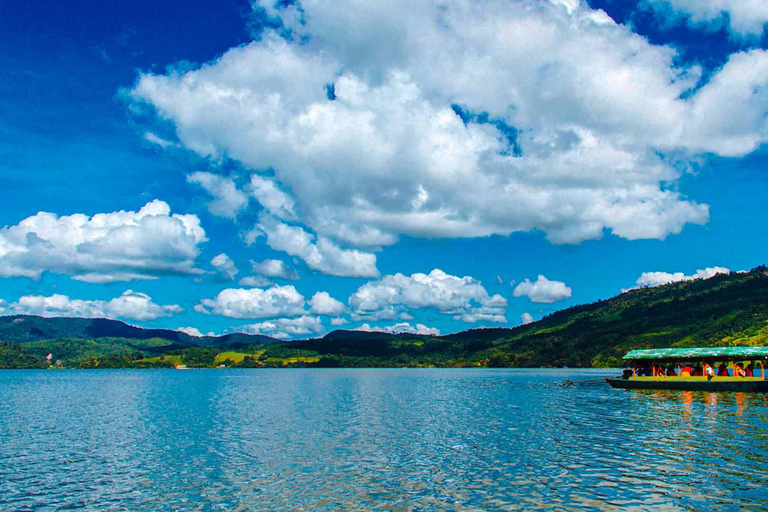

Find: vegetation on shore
<box><xmin>2</xmin><ymin>266</ymin><xmax>768</xmax><ymax>370</ymax></box>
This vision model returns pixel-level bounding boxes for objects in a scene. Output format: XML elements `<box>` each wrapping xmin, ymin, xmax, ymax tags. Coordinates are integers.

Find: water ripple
<box><xmin>0</xmin><ymin>369</ymin><xmax>767</xmax><ymax>510</ymax></box>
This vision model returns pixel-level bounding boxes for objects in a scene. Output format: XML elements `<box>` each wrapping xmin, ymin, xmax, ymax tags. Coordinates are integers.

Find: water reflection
<box><xmin>0</xmin><ymin>369</ymin><xmax>766</xmax><ymax>511</ymax></box>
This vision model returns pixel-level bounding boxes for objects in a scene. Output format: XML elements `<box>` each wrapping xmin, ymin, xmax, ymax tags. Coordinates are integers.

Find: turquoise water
<box><xmin>1</xmin><ymin>368</ymin><xmax>767</xmax><ymax>511</ymax></box>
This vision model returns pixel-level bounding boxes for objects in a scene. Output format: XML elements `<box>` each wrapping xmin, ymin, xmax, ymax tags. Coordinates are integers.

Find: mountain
<box><xmin>276</xmin><ymin>266</ymin><xmax>768</xmax><ymax>367</ymax></box>
<box><xmin>2</xmin><ymin>265</ymin><xmax>768</xmax><ymax>369</ymax></box>
<box><xmin>445</xmin><ymin>265</ymin><xmax>768</xmax><ymax>367</ymax></box>
<box><xmin>0</xmin><ymin>315</ymin><xmax>279</xmax><ymax>347</ymax></box>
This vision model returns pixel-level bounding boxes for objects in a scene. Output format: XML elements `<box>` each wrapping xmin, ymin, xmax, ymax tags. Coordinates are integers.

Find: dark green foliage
<box><xmin>22</xmin><ymin>337</ymin><xmax>187</xmax><ymax>367</ymax></box>
<box><xmin>182</xmin><ymin>348</ymin><xmax>218</xmax><ymax>368</ymax></box>
<box><xmin>0</xmin><ymin>341</ymin><xmax>47</xmax><ymax>369</ymax></box>
<box><xmin>3</xmin><ymin>266</ymin><xmax>768</xmax><ymax>369</ymax></box>
<box><xmin>234</xmin><ymin>355</ymin><xmax>263</xmax><ymax>368</ymax></box>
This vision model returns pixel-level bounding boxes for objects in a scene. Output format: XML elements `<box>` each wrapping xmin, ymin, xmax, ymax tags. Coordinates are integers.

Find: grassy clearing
<box><xmin>214</xmin><ymin>351</ymin><xmax>263</xmax><ymax>365</ymax></box>
<box><xmin>138</xmin><ymin>355</ymin><xmax>183</xmax><ymax>366</ymax></box>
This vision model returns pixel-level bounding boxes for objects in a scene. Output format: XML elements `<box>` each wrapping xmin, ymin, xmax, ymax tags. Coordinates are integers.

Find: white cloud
<box><xmin>643</xmin><ymin>0</ymin><xmax>768</xmax><ymax>38</ymax></box>
<box><xmin>309</xmin><ymin>291</ymin><xmax>346</xmax><ymax>316</ymax></box>
<box><xmin>354</xmin><ymin>322</ymin><xmax>440</xmax><ymax>335</ymax></box>
<box><xmin>196</xmin><ymin>284</ymin><xmax>306</xmax><ymax>319</ymax></box>
<box><xmin>631</xmin><ymin>266</ymin><xmax>731</xmax><ymax>289</ymax></box>
<box><xmin>123</xmin><ymin>0</ymin><xmax>768</xmax><ymax>247</ymax></box>
<box><xmin>350</xmin><ymin>268</ymin><xmax>507</xmax><ymax>323</ymax></box>
<box><xmin>251</xmin><ymin>258</ymin><xmax>299</xmax><ymax>280</ymax></box>
<box><xmin>242</xmin><ymin>315</ymin><xmax>324</xmax><ymax>339</ymax></box>
<box><xmin>257</xmin><ymin>215</ymin><xmax>379</xmax><ymax>278</ymax></box>
<box><xmin>513</xmin><ymin>275</ymin><xmax>572</xmax><ymax>303</ymax></box>
<box><xmin>211</xmin><ymin>253</ymin><xmax>238</xmax><ymax>281</ymax></box>
<box><xmin>178</xmin><ymin>326</ymin><xmax>203</xmax><ymax>336</ymax></box>
<box><xmin>521</xmin><ymin>312</ymin><xmax>534</xmax><ymax>325</ymax></box>
<box><xmin>143</xmin><ymin>131</ymin><xmax>177</xmax><ymax>148</ymax></box>
<box><xmin>248</xmin><ymin>175</ymin><xmax>297</xmax><ymax>220</ymax></box>
<box><xmin>330</xmin><ymin>317</ymin><xmax>349</xmax><ymax>326</ymax></box>
<box><xmin>1</xmin><ymin>290</ymin><xmax>182</xmax><ymax>321</ymax></box>
<box><xmin>0</xmin><ymin>200</ymin><xmax>206</xmax><ymax>282</ymax></box>
<box><xmin>178</xmin><ymin>326</ymin><xmax>215</xmax><ymax>337</ymax></box>
<box><xmin>187</xmin><ymin>172</ymin><xmax>249</xmax><ymax>219</ymax></box>
<box><xmin>238</xmin><ymin>275</ymin><xmax>272</xmax><ymax>287</ymax></box>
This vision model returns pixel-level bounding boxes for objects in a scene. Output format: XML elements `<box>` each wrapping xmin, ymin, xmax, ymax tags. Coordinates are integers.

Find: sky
<box><xmin>1</xmin><ymin>0</ymin><xmax>768</xmax><ymax>339</ymax></box>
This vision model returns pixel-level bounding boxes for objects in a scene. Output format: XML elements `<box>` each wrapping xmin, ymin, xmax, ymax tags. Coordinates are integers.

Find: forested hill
<box><xmin>0</xmin><ymin>315</ymin><xmax>279</xmax><ymax>346</ymax></box>
<box><xmin>446</xmin><ymin>265</ymin><xmax>768</xmax><ymax>367</ymax></box>
<box><xmin>1</xmin><ymin>266</ymin><xmax>768</xmax><ymax>369</ymax></box>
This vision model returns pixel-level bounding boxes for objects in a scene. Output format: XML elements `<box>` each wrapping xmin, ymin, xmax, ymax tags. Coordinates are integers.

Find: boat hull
<box><xmin>606</xmin><ymin>378</ymin><xmax>768</xmax><ymax>392</ymax></box>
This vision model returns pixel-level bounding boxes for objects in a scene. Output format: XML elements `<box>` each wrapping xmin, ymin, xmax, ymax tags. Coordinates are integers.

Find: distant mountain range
<box><xmin>0</xmin><ymin>315</ymin><xmax>279</xmax><ymax>346</ymax></box>
<box><xmin>2</xmin><ymin>265</ymin><xmax>768</xmax><ymax>368</ymax></box>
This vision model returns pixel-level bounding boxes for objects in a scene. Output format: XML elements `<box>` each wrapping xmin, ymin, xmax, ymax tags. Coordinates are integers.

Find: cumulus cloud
<box><xmin>122</xmin><ymin>0</ymin><xmax>768</xmax><ymax>248</ymax></box>
<box><xmin>251</xmin><ymin>258</ymin><xmax>299</xmax><ymax>280</ymax></box>
<box><xmin>238</xmin><ymin>275</ymin><xmax>272</xmax><ymax>287</ymax></box>
<box><xmin>256</xmin><ymin>215</ymin><xmax>379</xmax><ymax>278</ymax></box>
<box><xmin>211</xmin><ymin>253</ymin><xmax>238</xmax><ymax>281</ymax></box>
<box><xmin>630</xmin><ymin>266</ymin><xmax>731</xmax><ymax>289</ymax></box>
<box><xmin>521</xmin><ymin>312</ymin><xmax>534</xmax><ymax>325</ymax></box>
<box><xmin>196</xmin><ymin>284</ymin><xmax>306</xmax><ymax>319</ymax></box>
<box><xmin>0</xmin><ymin>290</ymin><xmax>181</xmax><ymax>321</ymax></box>
<box><xmin>187</xmin><ymin>172</ymin><xmax>249</xmax><ymax>219</ymax></box>
<box><xmin>242</xmin><ymin>315</ymin><xmax>324</xmax><ymax>339</ymax></box>
<box><xmin>309</xmin><ymin>291</ymin><xmax>346</xmax><ymax>316</ymax></box>
<box><xmin>330</xmin><ymin>317</ymin><xmax>349</xmax><ymax>326</ymax></box>
<box><xmin>0</xmin><ymin>200</ymin><xmax>206</xmax><ymax>282</ymax></box>
<box><xmin>355</xmin><ymin>322</ymin><xmax>440</xmax><ymax>335</ymax></box>
<box><xmin>178</xmin><ymin>326</ymin><xmax>215</xmax><ymax>337</ymax></box>
<box><xmin>513</xmin><ymin>275</ymin><xmax>572</xmax><ymax>303</ymax></box>
<box><xmin>248</xmin><ymin>175</ymin><xmax>297</xmax><ymax>221</ymax></box>
<box><xmin>350</xmin><ymin>268</ymin><xmax>507</xmax><ymax>323</ymax></box>
<box><xmin>643</xmin><ymin>0</ymin><xmax>768</xmax><ymax>38</ymax></box>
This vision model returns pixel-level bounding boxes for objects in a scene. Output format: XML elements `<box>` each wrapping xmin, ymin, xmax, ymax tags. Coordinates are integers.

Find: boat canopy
<box><xmin>624</xmin><ymin>347</ymin><xmax>768</xmax><ymax>362</ymax></box>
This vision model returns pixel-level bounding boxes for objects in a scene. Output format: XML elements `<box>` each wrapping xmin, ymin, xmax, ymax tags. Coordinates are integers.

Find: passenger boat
<box><xmin>606</xmin><ymin>347</ymin><xmax>768</xmax><ymax>392</ymax></box>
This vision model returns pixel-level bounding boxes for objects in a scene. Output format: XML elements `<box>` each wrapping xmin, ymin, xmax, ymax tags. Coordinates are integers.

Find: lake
<box><xmin>1</xmin><ymin>368</ymin><xmax>767</xmax><ymax>511</ymax></box>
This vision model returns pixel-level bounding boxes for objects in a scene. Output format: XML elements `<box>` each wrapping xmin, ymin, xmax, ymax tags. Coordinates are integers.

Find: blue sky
<box><xmin>1</xmin><ymin>0</ymin><xmax>767</xmax><ymax>338</ymax></box>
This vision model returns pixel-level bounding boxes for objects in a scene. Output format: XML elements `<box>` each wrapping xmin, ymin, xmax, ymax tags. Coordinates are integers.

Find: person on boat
<box><xmin>745</xmin><ymin>363</ymin><xmax>754</xmax><ymax>377</ymax></box>
<box><xmin>717</xmin><ymin>363</ymin><xmax>729</xmax><ymax>377</ymax></box>
<box><xmin>666</xmin><ymin>366</ymin><xmax>677</xmax><ymax>376</ymax></box>
<box><xmin>705</xmin><ymin>364</ymin><xmax>714</xmax><ymax>380</ymax></box>
<box><xmin>734</xmin><ymin>363</ymin><xmax>746</xmax><ymax>378</ymax></box>
<box><xmin>681</xmin><ymin>364</ymin><xmax>692</xmax><ymax>377</ymax></box>
<box><xmin>691</xmin><ymin>365</ymin><xmax>703</xmax><ymax>377</ymax></box>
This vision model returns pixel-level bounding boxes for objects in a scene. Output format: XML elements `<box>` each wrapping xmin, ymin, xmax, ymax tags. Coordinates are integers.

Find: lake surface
<box><xmin>1</xmin><ymin>369</ymin><xmax>767</xmax><ymax>511</ymax></box>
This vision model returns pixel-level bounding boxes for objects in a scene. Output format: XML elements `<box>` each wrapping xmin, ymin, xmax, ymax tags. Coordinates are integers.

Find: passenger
<box><xmin>705</xmin><ymin>364</ymin><xmax>715</xmax><ymax>380</ymax></box>
<box><xmin>745</xmin><ymin>363</ymin><xmax>754</xmax><ymax>377</ymax></box>
<box><xmin>656</xmin><ymin>365</ymin><xmax>666</xmax><ymax>377</ymax></box>
<box><xmin>717</xmin><ymin>363</ymin><xmax>729</xmax><ymax>377</ymax></box>
<box><xmin>734</xmin><ymin>363</ymin><xmax>746</xmax><ymax>378</ymax></box>
<box><xmin>666</xmin><ymin>366</ymin><xmax>677</xmax><ymax>377</ymax></box>
<box><xmin>691</xmin><ymin>365</ymin><xmax>703</xmax><ymax>377</ymax></box>
<box><xmin>681</xmin><ymin>364</ymin><xmax>692</xmax><ymax>377</ymax></box>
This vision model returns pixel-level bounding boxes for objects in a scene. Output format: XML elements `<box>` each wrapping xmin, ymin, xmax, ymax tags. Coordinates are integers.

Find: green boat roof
<box><xmin>624</xmin><ymin>347</ymin><xmax>768</xmax><ymax>361</ymax></box>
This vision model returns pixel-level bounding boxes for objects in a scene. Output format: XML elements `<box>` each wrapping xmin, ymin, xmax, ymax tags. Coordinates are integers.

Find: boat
<box><xmin>606</xmin><ymin>347</ymin><xmax>768</xmax><ymax>392</ymax></box>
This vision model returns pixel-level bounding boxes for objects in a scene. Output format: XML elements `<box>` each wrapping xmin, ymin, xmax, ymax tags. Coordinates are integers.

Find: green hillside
<box><xmin>455</xmin><ymin>265</ymin><xmax>768</xmax><ymax>367</ymax></box>
<box><xmin>1</xmin><ymin>266</ymin><xmax>767</xmax><ymax>369</ymax></box>
<box><xmin>0</xmin><ymin>315</ymin><xmax>279</xmax><ymax>346</ymax></box>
